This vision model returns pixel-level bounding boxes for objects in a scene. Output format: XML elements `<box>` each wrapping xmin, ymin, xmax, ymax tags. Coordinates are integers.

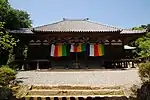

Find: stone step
<box><xmin>30</xmin><ymin>89</ymin><xmax>121</xmax><ymax>91</ymax></box>
<box><xmin>31</xmin><ymin>85</ymin><xmax>121</xmax><ymax>90</ymax></box>
<box><xmin>27</xmin><ymin>89</ymin><xmax>124</xmax><ymax>96</ymax></box>
<box><xmin>23</xmin><ymin>95</ymin><xmax>128</xmax><ymax>100</ymax></box>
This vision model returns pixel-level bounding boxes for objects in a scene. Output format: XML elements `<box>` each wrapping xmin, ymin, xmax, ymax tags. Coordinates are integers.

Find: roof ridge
<box><xmin>86</xmin><ymin>20</ymin><xmax>121</xmax><ymax>31</ymax></box>
<box><xmin>63</xmin><ymin>18</ymin><xmax>89</xmax><ymax>21</ymax></box>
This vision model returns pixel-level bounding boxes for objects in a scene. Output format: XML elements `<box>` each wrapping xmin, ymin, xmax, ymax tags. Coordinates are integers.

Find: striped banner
<box><xmin>70</xmin><ymin>43</ymin><xmax>86</xmax><ymax>52</ymax></box>
<box><xmin>50</xmin><ymin>44</ymin><xmax>67</xmax><ymax>57</ymax></box>
<box><xmin>89</xmin><ymin>43</ymin><xmax>104</xmax><ymax>56</ymax></box>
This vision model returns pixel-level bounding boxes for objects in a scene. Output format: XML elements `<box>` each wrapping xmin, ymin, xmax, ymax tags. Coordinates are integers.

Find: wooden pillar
<box><xmin>132</xmin><ymin>61</ymin><xmax>134</xmax><ymax>68</ymax></box>
<box><xmin>121</xmin><ymin>38</ymin><xmax>125</xmax><ymax>68</ymax></box>
<box><xmin>125</xmin><ymin>61</ymin><xmax>128</xmax><ymax>68</ymax></box>
<box><xmin>48</xmin><ymin>60</ymin><xmax>52</xmax><ymax>69</ymax></box>
<box><xmin>121</xmin><ymin>62</ymin><xmax>123</xmax><ymax>68</ymax></box>
<box><xmin>85</xmin><ymin>43</ymin><xmax>88</xmax><ymax>68</ymax></box>
<box><xmin>21</xmin><ymin>64</ymin><xmax>25</xmax><ymax>71</ymax></box>
<box><xmin>49</xmin><ymin>43</ymin><xmax>52</xmax><ymax>69</ymax></box>
<box><xmin>127</xmin><ymin>61</ymin><xmax>129</xmax><ymax>68</ymax></box>
<box><xmin>66</xmin><ymin>43</ymin><xmax>69</xmax><ymax>69</ymax></box>
<box><xmin>119</xmin><ymin>61</ymin><xmax>122</xmax><ymax>68</ymax></box>
<box><xmin>123</xmin><ymin>61</ymin><xmax>125</xmax><ymax>68</ymax></box>
<box><xmin>21</xmin><ymin>60</ymin><xmax>25</xmax><ymax>70</ymax></box>
<box><xmin>26</xmin><ymin>63</ymin><xmax>29</xmax><ymax>70</ymax></box>
<box><xmin>114</xmin><ymin>61</ymin><xmax>116</xmax><ymax>68</ymax></box>
<box><xmin>75</xmin><ymin>52</ymin><xmax>78</xmax><ymax>68</ymax></box>
<box><xmin>36</xmin><ymin>61</ymin><xmax>40</xmax><ymax>70</ymax></box>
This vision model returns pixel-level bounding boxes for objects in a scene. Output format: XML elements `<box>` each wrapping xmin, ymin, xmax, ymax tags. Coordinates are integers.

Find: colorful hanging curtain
<box><xmin>70</xmin><ymin>43</ymin><xmax>86</xmax><ymax>52</ymax></box>
<box><xmin>50</xmin><ymin>44</ymin><xmax>67</xmax><ymax>57</ymax></box>
<box><xmin>89</xmin><ymin>43</ymin><xmax>104</xmax><ymax>56</ymax></box>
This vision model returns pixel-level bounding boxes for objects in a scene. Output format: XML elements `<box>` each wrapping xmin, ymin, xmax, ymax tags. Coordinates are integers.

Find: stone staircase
<box><xmin>21</xmin><ymin>85</ymin><xmax>130</xmax><ymax>100</ymax></box>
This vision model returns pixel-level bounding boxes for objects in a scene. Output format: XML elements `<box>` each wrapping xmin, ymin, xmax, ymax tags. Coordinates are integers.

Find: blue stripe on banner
<box><xmin>86</xmin><ymin>43</ymin><xmax>90</xmax><ymax>56</ymax></box>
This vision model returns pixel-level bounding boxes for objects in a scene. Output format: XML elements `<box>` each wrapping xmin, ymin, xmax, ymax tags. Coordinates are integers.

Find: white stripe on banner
<box><xmin>89</xmin><ymin>44</ymin><xmax>94</xmax><ymax>56</ymax></box>
<box><xmin>70</xmin><ymin>44</ymin><xmax>74</xmax><ymax>52</ymax></box>
<box><xmin>50</xmin><ymin>44</ymin><xmax>55</xmax><ymax>56</ymax></box>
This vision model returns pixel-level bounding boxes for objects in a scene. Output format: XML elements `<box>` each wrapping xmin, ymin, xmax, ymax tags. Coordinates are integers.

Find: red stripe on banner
<box><xmin>94</xmin><ymin>44</ymin><xmax>99</xmax><ymax>56</ymax></box>
<box><xmin>74</xmin><ymin>45</ymin><xmax>78</xmax><ymax>52</ymax></box>
<box><xmin>54</xmin><ymin>44</ymin><xmax>59</xmax><ymax>57</ymax></box>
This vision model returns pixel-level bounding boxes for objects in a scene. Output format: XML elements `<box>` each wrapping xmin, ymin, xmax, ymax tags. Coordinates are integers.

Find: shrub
<box><xmin>134</xmin><ymin>82</ymin><xmax>150</xmax><ymax>100</ymax></box>
<box><xmin>132</xmin><ymin>61</ymin><xmax>150</xmax><ymax>100</ymax></box>
<box><xmin>0</xmin><ymin>65</ymin><xmax>16</xmax><ymax>86</ymax></box>
<box><xmin>138</xmin><ymin>61</ymin><xmax>150</xmax><ymax>83</ymax></box>
<box><xmin>0</xmin><ymin>87</ymin><xmax>13</xmax><ymax>100</ymax></box>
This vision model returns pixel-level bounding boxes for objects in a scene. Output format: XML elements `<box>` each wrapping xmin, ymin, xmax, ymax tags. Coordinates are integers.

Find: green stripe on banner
<box><xmin>62</xmin><ymin>44</ymin><xmax>67</xmax><ymax>56</ymax></box>
<box><xmin>82</xmin><ymin>43</ymin><xmax>86</xmax><ymax>51</ymax></box>
<box><xmin>101</xmin><ymin>44</ymin><xmax>104</xmax><ymax>55</ymax></box>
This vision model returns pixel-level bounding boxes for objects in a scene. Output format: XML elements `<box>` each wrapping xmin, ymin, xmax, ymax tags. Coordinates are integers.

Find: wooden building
<box><xmin>9</xmin><ymin>18</ymin><xmax>146</xmax><ymax>70</ymax></box>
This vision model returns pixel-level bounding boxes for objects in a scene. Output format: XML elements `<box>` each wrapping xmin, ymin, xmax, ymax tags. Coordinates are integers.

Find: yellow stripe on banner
<box><xmin>58</xmin><ymin>44</ymin><xmax>62</xmax><ymax>56</ymax></box>
<box><xmin>78</xmin><ymin>43</ymin><xmax>82</xmax><ymax>52</ymax></box>
<box><xmin>98</xmin><ymin>44</ymin><xmax>102</xmax><ymax>56</ymax></box>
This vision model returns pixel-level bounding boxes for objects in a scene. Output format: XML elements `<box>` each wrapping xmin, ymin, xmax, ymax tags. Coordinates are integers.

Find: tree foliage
<box><xmin>135</xmin><ymin>33</ymin><xmax>150</xmax><ymax>58</ymax></box>
<box><xmin>133</xmin><ymin>24</ymin><xmax>150</xmax><ymax>99</ymax></box>
<box><xmin>0</xmin><ymin>22</ymin><xmax>17</xmax><ymax>52</ymax></box>
<box><xmin>0</xmin><ymin>22</ymin><xmax>18</xmax><ymax>65</ymax></box>
<box><xmin>0</xmin><ymin>0</ymin><xmax>32</xmax><ymax>64</ymax></box>
<box><xmin>133</xmin><ymin>24</ymin><xmax>150</xmax><ymax>58</ymax></box>
<box><xmin>0</xmin><ymin>0</ymin><xmax>32</xmax><ymax>29</ymax></box>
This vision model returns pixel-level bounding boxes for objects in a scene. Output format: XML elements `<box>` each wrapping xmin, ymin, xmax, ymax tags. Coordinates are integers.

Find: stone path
<box><xmin>16</xmin><ymin>69</ymin><xmax>141</xmax><ymax>87</ymax></box>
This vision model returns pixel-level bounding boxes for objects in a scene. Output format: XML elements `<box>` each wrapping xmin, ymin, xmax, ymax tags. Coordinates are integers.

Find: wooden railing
<box><xmin>104</xmin><ymin>59</ymin><xmax>140</xmax><ymax>69</ymax></box>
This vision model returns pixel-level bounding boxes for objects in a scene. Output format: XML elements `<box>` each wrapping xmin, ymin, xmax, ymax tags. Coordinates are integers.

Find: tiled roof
<box><xmin>8</xmin><ymin>19</ymin><xmax>146</xmax><ymax>35</ymax></box>
<box><xmin>33</xmin><ymin>18</ymin><xmax>121</xmax><ymax>32</ymax></box>
<box><xmin>121</xmin><ymin>29</ymin><xmax>146</xmax><ymax>34</ymax></box>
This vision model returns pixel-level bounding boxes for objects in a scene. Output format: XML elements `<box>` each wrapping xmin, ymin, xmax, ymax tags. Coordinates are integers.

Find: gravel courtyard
<box><xmin>16</xmin><ymin>69</ymin><xmax>141</xmax><ymax>87</ymax></box>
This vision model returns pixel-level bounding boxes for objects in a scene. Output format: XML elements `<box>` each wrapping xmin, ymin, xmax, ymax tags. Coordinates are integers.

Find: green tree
<box><xmin>135</xmin><ymin>33</ymin><xmax>150</xmax><ymax>58</ymax></box>
<box><xmin>130</xmin><ymin>25</ymin><xmax>150</xmax><ymax>99</ymax></box>
<box><xmin>132</xmin><ymin>24</ymin><xmax>150</xmax><ymax>58</ymax></box>
<box><xmin>0</xmin><ymin>0</ymin><xmax>32</xmax><ymax>29</ymax></box>
<box><xmin>0</xmin><ymin>0</ymin><xmax>32</xmax><ymax>65</ymax></box>
<box><xmin>0</xmin><ymin>22</ymin><xmax>17</xmax><ymax>65</ymax></box>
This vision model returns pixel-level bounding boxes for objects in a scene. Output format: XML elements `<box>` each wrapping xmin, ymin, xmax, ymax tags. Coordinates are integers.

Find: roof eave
<box><xmin>120</xmin><ymin>32</ymin><xmax>146</xmax><ymax>34</ymax></box>
<box><xmin>32</xmin><ymin>29</ymin><xmax>121</xmax><ymax>33</ymax></box>
<box><xmin>120</xmin><ymin>30</ymin><xmax>147</xmax><ymax>34</ymax></box>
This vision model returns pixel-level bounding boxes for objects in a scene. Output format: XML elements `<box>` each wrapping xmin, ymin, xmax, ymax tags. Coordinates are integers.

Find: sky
<box><xmin>9</xmin><ymin>0</ymin><xmax>150</xmax><ymax>28</ymax></box>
